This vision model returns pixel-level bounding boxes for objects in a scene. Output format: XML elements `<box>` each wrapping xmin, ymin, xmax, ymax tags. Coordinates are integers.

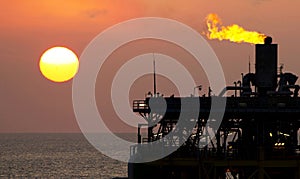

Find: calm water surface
<box><xmin>0</xmin><ymin>133</ymin><xmax>133</xmax><ymax>179</ymax></box>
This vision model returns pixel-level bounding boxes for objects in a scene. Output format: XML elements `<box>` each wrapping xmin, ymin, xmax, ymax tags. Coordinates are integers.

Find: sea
<box><xmin>0</xmin><ymin>133</ymin><xmax>133</xmax><ymax>179</ymax></box>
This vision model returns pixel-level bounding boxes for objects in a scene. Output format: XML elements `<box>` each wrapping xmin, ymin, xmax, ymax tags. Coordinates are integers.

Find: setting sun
<box><xmin>39</xmin><ymin>46</ymin><xmax>79</xmax><ymax>82</ymax></box>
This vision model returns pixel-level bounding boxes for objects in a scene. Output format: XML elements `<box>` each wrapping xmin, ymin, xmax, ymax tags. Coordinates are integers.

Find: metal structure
<box><xmin>129</xmin><ymin>37</ymin><xmax>300</xmax><ymax>179</ymax></box>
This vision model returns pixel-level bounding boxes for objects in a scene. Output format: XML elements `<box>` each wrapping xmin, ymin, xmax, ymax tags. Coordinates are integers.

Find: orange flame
<box><xmin>204</xmin><ymin>13</ymin><xmax>266</xmax><ymax>44</ymax></box>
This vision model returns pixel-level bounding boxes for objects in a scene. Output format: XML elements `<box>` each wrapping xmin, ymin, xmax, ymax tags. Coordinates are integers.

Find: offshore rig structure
<box><xmin>129</xmin><ymin>37</ymin><xmax>300</xmax><ymax>179</ymax></box>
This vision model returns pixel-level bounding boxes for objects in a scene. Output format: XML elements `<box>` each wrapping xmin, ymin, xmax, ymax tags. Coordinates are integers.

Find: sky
<box><xmin>1</xmin><ymin>0</ymin><xmax>300</xmax><ymax>133</ymax></box>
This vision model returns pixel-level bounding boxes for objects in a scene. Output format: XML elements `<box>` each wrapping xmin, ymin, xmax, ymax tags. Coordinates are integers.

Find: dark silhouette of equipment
<box><xmin>129</xmin><ymin>36</ymin><xmax>300</xmax><ymax>179</ymax></box>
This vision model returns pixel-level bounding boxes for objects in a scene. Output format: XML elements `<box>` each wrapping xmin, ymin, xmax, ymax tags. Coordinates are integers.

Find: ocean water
<box><xmin>0</xmin><ymin>133</ymin><xmax>132</xmax><ymax>179</ymax></box>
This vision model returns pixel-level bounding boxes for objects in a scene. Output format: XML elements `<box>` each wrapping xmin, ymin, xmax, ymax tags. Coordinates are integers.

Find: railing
<box><xmin>133</xmin><ymin>100</ymin><xmax>149</xmax><ymax>111</ymax></box>
<box><xmin>130</xmin><ymin>143</ymin><xmax>300</xmax><ymax>160</ymax></box>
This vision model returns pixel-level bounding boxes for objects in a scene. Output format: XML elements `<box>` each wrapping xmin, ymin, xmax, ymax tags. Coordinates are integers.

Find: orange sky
<box><xmin>1</xmin><ymin>0</ymin><xmax>300</xmax><ymax>133</ymax></box>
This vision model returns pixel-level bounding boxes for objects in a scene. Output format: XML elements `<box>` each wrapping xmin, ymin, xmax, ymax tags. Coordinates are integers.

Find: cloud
<box><xmin>85</xmin><ymin>8</ymin><xmax>107</xmax><ymax>18</ymax></box>
<box><xmin>252</xmin><ymin>0</ymin><xmax>272</xmax><ymax>5</ymax></box>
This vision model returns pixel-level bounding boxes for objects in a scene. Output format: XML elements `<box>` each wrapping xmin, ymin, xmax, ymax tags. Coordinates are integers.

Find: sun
<box><xmin>39</xmin><ymin>46</ymin><xmax>79</xmax><ymax>82</ymax></box>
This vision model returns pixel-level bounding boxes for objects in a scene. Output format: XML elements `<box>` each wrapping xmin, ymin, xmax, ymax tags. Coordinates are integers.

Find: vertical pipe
<box><xmin>234</xmin><ymin>82</ymin><xmax>237</xmax><ymax>97</ymax></box>
<box><xmin>138</xmin><ymin>125</ymin><xmax>141</xmax><ymax>144</ymax></box>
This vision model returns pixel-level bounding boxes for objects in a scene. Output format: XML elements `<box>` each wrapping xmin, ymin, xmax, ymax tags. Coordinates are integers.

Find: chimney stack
<box><xmin>255</xmin><ymin>36</ymin><xmax>278</xmax><ymax>95</ymax></box>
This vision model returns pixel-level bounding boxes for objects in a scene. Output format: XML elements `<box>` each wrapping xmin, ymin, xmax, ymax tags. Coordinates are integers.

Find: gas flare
<box><xmin>204</xmin><ymin>13</ymin><xmax>266</xmax><ymax>44</ymax></box>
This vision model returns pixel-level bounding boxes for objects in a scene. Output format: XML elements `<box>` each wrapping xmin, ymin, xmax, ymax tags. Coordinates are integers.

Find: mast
<box><xmin>153</xmin><ymin>53</ymin><xmax>157</xmax><ymax>95</ymax></box>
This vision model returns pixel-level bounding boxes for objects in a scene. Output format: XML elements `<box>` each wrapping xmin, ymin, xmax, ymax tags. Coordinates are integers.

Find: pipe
<box><xmin>218</xmin><ymin>86</ymin><xmax>243</xmax><ymax>97</ymax></box>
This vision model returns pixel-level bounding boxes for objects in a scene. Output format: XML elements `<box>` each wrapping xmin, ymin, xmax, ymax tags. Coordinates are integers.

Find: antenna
<box><xmin>248</xmin><ymin>55</ymin><xmax>251</xmax><ymax>73</ymax></box>
<box><xmin>153</xmin><ymin>53</ymin><xmax>157</xmax><ymax>95</ymax></box>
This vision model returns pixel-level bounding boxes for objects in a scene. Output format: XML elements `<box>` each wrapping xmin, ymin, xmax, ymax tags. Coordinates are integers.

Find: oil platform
<box><xmin>128</xmin><ymin>37</ymin><xmax>300</xmax><ymax>179</ymax></box>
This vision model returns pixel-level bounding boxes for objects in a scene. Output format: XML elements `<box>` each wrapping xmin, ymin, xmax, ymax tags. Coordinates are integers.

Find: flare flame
<box><xmin>204</xmin><ymin>13</ymin><xmax>266</xmax><ymax>44</ymax></box>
